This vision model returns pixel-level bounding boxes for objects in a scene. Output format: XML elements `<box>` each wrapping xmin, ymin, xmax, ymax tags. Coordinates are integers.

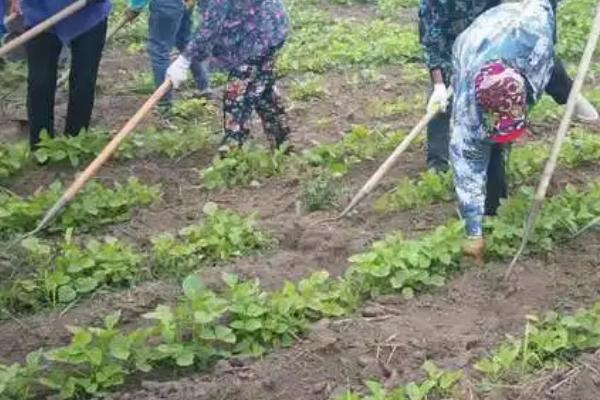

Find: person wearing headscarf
<box><xmin>450</xmin><ymin>0</ymin><xmax>557</xmax><ymax>261</ymax></box>
<box><xmin>419</xmin><ymin>0</ymin><xmax>598</xmax><ymax>173</ymax></box>
<box><xmin>166</xmin><ymin>0</ymin><xmax>291</xmax><ymax>152</ymax></box>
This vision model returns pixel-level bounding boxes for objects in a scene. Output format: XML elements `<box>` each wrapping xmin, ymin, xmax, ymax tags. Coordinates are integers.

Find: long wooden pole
<box><xmin>504</xmin><ymin>2</ymin><xmax>600</xmax><ymax>281</ymax></box>
<box><xmin>0</xmin><ymin>0</ymin><xmax>89</xmax><ymax>58</ymax></box>
<box><xmin>336</xmin><ymin>89</ymin><xmax>452</xmax><ymax>220</ymax></box>
<box><xmin>56</xmin><ymin>16</ymin><xmax>130</xmax><ymax>89</ymax></box>
<box><xmin>24</xmin><ymin>80</ymin><xmax>172</xmax><ymax>238</ymax></box>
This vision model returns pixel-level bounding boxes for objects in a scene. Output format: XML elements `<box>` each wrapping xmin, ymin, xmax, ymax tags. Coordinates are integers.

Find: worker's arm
<box><xmin>449</xmin><ymin>51</ymin><xmax>488</xmax><ymax>237</ymax></box>
<box><xmin>450</xmin><ymin>111</ymin><xmax>488</xmax><ymax>238</ymax></box>
<box><xmin>418</xmin><ymin>0</ymin><xmax>451</xmax><ymax>84</ymax></box>
<box><xmin>167</xmin><ymin>0</ymin><xmax>230</xmax><ymax>88</ymax></box>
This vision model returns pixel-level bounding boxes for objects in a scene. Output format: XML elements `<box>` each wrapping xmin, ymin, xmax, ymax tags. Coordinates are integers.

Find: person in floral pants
<box><xmin>166</xmin><ymin>0</ymin><xmax>291</xmax><ymax>151</ymax></box>
<box><xmin>223</xmin><ymin>47</ymin><xmax>289</xmax><ymax>148</ymax></box>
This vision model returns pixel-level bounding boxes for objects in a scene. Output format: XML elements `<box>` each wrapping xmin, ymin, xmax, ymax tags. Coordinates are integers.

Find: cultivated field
<box><xmin>1</xmin><ymin>0</ymin><xmax>600</xmax><ymax>399</ymax></box>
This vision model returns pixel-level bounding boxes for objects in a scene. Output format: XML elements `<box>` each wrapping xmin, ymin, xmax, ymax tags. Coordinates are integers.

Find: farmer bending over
<box><xmin>419</xmin><ymin>0</ymin><xmax>599</xmax><ymax>173</ymax></box>
<box><xmin>451</xmin><ymin>0</ymin><xmax>560</xmax><ymax>261</ymax></box>
<box><xmin>126</xmin><ymin>0</ymin><xmax>212</xmax><ymax>114</ymax></box>
<box><xmin>13</xmin><ymin>0</ymin><xmax>111</xmax><ymax>149</ymax></box>
<box><xmin>166</xmin><ymin>0</ymin><xmax>291</xmax><ymax>152</ymax></box>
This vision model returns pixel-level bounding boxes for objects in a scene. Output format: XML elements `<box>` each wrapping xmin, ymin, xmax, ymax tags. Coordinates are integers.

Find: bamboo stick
<box><xmin>13</xmin><ymin>79</ymin><xmax>172</xmax><ymax>242</ymax></box>
<box><xmin>335</xmin><ymin>89</ymin><xmax>452</xmax><ymax>220</ymax></box>
<box><xmin>504</xmin><ymin>2</ymin><xmax>600</xmax><ymax>280</ymax></box>
<box><xmin>0</xmin><ymin>0</ymin><xmax>89</xmax><ymax>58</ymax></box>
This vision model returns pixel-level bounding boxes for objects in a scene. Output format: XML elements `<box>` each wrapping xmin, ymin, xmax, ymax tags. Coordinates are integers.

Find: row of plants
<box><xmin>374</xmin><ymin>129</ymin><xmax>600</xmax><ymax>213</ymax></box>
<box><xmin>336</xmin><ymin>299</ymin><xmax>600</xmax><ymax>399</ymax></box>
<box><xmin>0</xmin><ymin>204</ymin><xmax>270</xmax><ymax>315</ymax></box>
<box><xmin>0</xmin><ymin>178</ymin><xmax>159</xmax><ymax>237</ymax></box>
<box><xmin>279</xmin><ymin>4</ymin><xmax>420</xmax><ymax>74</ymax></box>
<box><xmin>337</xmin><ymin>361</ymin><xmax>462</xmax><ymax>400</ymax></box>
<box><xmin>200</xmin><ymin>125</ymin><xmax>407</xmax><ymax>190</ymax></box>
<box><xmin>2</xmin><ymin>179</ymin><xmax>600</xmax><ymax>399</ymax></box>
<box><xmin>0</xmin><ymin>98</ymin><xmax>217</xmax><ymax>179</ymax></box>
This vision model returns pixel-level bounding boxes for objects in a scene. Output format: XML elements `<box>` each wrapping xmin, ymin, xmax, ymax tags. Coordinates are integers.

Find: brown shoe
<box><xmin>463</xmin><ymin>236</ymin><xmax>485</xmax><ymax>265</ymax></box>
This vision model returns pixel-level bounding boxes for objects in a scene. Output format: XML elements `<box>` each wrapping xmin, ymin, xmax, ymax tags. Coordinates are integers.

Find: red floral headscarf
<box><xmin>475</xmin><ymin>61</ymin><xmax>528</xmax><ymax>144</ymax></box>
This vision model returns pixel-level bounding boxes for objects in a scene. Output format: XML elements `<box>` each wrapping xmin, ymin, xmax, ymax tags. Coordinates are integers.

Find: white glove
<box><xmin>574</xmin><ymin>94</ymin><xmax>599</xmax><ymax>122</ymax></box>
<box><xmin>427</xmin><ymin>83</ymin><xmax>449</xmax><ymax>113</ymax></box>
<box><xmin>166</xmin><ymin>55</ymin><xmax>191</xmax><ymax>89</ymax></box>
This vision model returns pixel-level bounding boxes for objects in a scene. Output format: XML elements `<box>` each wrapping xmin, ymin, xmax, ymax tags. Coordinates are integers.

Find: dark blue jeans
<box><xmin>148</xmin><ymin>0</ymin><xmax>209</xmax><ymax>105</ymax></box>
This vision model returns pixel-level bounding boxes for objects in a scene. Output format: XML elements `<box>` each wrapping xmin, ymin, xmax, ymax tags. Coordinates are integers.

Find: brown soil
<box><xmin>106</xmin><ymin>233</ymin><xmax>600</xmax><ymax>400</ymax></box>
<box><xmin>532</xmin><ymin>351</ymin><xmax>600</xmax><ymax>400</ymax></box>
<box><xmin>1</xmin><ymin>2</ymin><xmax>600</xmax><ymax>400</ymax></box>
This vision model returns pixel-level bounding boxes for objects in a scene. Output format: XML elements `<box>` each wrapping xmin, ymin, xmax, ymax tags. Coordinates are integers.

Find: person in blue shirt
<box><xmin>450</xmin><ymin>0</ymin><xmax>558</xmax><ymax>261</ymax></box>
<box><xmin>14</xmin><ymin>0</ymin><xmax>111</xmax><ymax>149</ymax></box>
<box><xmin>126</xmin><ymin>0</ymin><xmax>210</xmax><ymax>111</ymax></box>
<box><xmin>0</xmin><ymin>1</ymin><xmax>5</xmax><ymax>40</ymax></box>
<box><xmin>419</xmin><ymin>0</ymin><xmax>599</xmax><ymax>173</ymax></box>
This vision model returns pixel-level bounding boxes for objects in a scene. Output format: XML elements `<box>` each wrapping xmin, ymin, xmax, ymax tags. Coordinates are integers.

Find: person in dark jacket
<box><xmin>14</xmin><ymin>0</ymin><xmax>111</xmax><ymax>149</ymax></box>
<box><xmin>419</xmin><ymin>0</ymin><xmax>599</xmax><ymax>173</ymax></box>
<box><xmin>166</xmin><ymin>0</ymin><xmax>291</xmax><ymax>152</ymax></box>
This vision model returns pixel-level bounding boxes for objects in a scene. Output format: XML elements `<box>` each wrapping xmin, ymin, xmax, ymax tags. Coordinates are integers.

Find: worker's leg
<box><xmin>148</xmin><ymin>0</ymin><xmax>185</xmax><ymax>106</ymax></box>
<box><xmin>426</xmin><ymin>111</ymin><xmax>451</xmax><ymax>172</ymax></box>
<box><xmin>65</xmin><ymin>19</ymin><xmax>108</xmax><ymax>137</ymax></box>
<box><xmin>426</xmin><ymin>76</ymin><xmax>452</xmax><ymax>172</ymax></box>
<box><xmin>175</xmin><ymin>5</ymin><xmax>209</xmax><ymax>91</ymax></box>
<box><xmin>484</xmin><ymin>143</ymin><xmax>508</xmax><ymax>216</ymax></box>
<box><xmin>253</xmin><ymin>52</ymin><xmax>291</xmax><ymax>148</ymax></box>
<box><xmin>26</xmin><ymin>31</ymin><xmax>62</xmax><ymax>148</ymax></box>
<box><xmin>545</xmin><ymin>57</ymin><xmax>572</xmax><ymax>105</ymax></box>
<box><xmin>222</xmin><ymin>64</ymin><xmax>256</xmax><ymax>145</ymax></box>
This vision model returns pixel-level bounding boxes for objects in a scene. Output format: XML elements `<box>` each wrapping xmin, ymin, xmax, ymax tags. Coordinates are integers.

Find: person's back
<box><xmin>187</xmin><ymin>0</ymin><xmax>289</xmax><ymax>69</ymax></box>
<box><xmin>453</xmin><ymin>0</ymin><xmax>555</xmax><ymax>105</ymax></box>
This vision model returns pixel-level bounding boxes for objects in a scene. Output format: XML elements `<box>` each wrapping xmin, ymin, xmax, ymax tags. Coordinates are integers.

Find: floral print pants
<box><xmin>223</xmin><ymin>52</ymin><xmax>290</xmax><ymax>148</ymax></box>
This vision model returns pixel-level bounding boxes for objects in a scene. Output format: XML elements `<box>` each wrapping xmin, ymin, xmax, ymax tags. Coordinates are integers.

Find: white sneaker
<box><xmin>574</xmin><ymin>95</ymin><xmax>599</xmax><ymax>122</ymax></box>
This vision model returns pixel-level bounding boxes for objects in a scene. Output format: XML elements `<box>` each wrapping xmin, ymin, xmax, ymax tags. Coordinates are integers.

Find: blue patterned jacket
<box><xmin>449</xmin><ymin>0</ymin><xmax>556</xmax><ymax>237</ymax></box>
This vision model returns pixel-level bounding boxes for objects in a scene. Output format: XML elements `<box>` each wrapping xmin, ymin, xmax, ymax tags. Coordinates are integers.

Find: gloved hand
<box><xmin>166</xmin><ymin>55</ymin><xmax>191</xmax><ymax>89</ymax></box>
<box><xmin>463</xmin><ymin>236</ymin><xmax>485</xmax><ymax>265</ymax></box>
<box><xmin>574</xmin><ymin>94</ymin><xmax>599</xmax><ymax>122</ymax></box>
<box><xmin>427</xmin><ymin>83</ymin><xmax>449</xmax><ymax>114</ymax></box>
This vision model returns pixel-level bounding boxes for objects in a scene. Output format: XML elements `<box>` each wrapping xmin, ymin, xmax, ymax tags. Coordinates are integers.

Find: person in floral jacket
<box><xmin>450</xmin><ymin>0</ymin><xmax>557</xmax><ymax>262</ymax></box>
<box><xmin>166</xmin><ymin>0</ymin><xmax>291</xmax><ymax>151</ymax></box>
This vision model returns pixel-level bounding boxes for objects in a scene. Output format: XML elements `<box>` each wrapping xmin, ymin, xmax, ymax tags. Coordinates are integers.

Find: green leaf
<box><xmin>214</xmin><ymin>325</ymin><xmax>236</xmax><ymax>344</ymax></box>
<box><xmin>402</xmin><ymin>287</ymin><xmax>414</xmax><ymax>299</ymax></box>
<box><xmin>175</xmin><ymin>352</ymin><xmax>195</xmax><ymax>367</ymax></box>
<box><xmin>182</xmin><ymin>275</ymin><xmax>205</xmax><ymax>301</ymax></box>
<box><xmin>75</xmin><ymin>277</ymin><xmax>99</xmax><ymax>294</ymax></box>
<box><xmin>109</xmin><ymin>335</ymin><xmax>131</xmax><ymax>360</ymax></box>
<box><xmin>104</xmin><ymin>311</ymin><xmax>122</xmax><ymax>330</ymax></box>
<box><xmin>58</xmin><ymin>285</ymin><xmax>77</xmax><ymax>303</ymax></box>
